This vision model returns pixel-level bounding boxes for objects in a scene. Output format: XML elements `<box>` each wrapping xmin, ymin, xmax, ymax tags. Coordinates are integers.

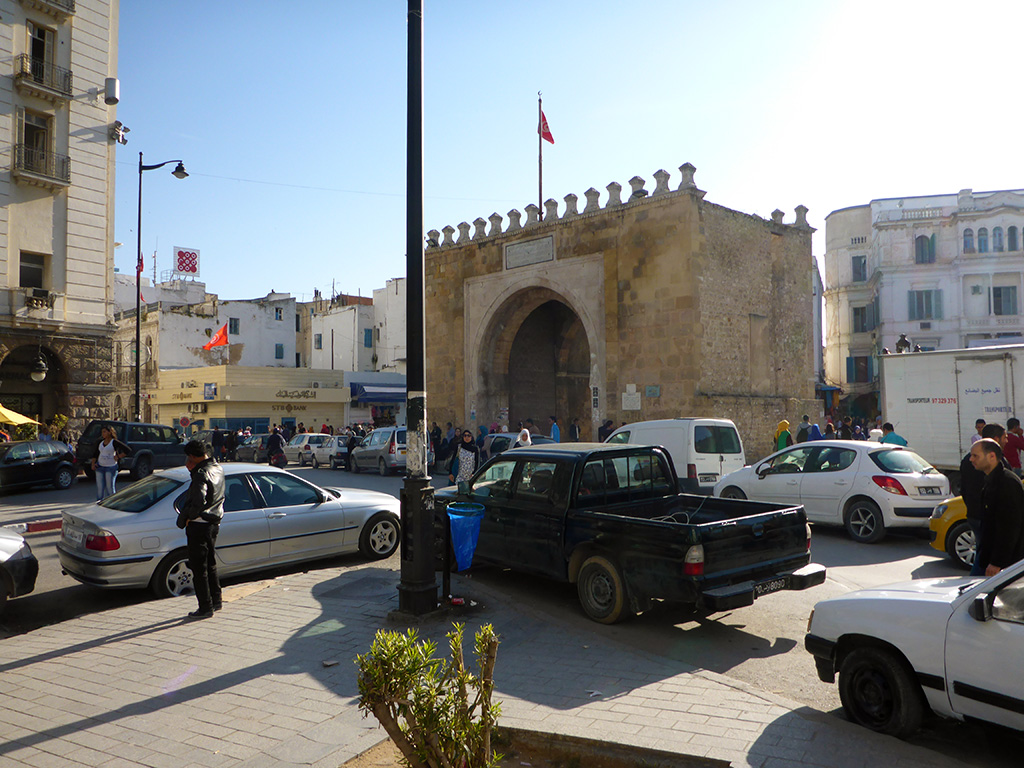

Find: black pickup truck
<box><xmin>435</xmin><ymin>443</ymin><xmax>825</xmax><ymax>623</ymax></box>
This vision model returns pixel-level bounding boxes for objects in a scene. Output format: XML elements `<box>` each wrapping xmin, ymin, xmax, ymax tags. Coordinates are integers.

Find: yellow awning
<box><xmin>0</xmin><ymin>404</ymin><xmax>41</xmax><ymax>425</ymax></box>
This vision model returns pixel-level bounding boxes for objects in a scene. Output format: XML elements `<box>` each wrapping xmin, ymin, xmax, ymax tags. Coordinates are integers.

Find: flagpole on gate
<box><xmin>538</xmin><ymin>92</ymin><xmax>543</xmax><ymax>220</ymax></box>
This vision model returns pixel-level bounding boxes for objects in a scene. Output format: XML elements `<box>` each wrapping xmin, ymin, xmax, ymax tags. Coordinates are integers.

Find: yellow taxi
<box><xmin>929</xmin><ymin>496</ymin><xmax>974</xmax><ymax>570</ymax></box>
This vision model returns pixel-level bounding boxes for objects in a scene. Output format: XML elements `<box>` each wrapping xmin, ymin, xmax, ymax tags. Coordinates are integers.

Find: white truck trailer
<box><xmin>879</xmin><ymin>344</ymin><xmax>1024</xmax><ymax>478</ymax></box>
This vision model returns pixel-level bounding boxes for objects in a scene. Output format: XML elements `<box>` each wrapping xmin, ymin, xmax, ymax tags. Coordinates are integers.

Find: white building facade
<box><xmin>372</xmin><ymin>277</ymin><xmax>406</xmax><ymax>374</ymax></box>
<box><xmin>309</xmin><ymin>303</ymin><xmax>374</xmax><ymax>372</ymax></box>
<box><xmin>0</xmin><ymin>0</ymin><xmax>119</xmax><ymax>431</ymax></box>
<box><xmin>824</xmin><ymin>188</ymin><xmax>1024</xmax><ymax>414</ymax></box>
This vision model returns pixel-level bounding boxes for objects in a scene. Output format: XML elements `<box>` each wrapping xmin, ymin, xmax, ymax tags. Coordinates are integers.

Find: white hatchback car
<box><xmin>283</xmin><ymin>433</ymin><xmax>331</xmax><ymax>466</ymax></box>
<box><xmin>713</xmin><ymin>440</ymin><xmax>948</xmax><ymax>543</ymax></box>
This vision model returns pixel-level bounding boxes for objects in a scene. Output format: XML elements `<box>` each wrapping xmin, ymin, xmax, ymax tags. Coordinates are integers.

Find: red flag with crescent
<box><xmin>538</xmin><ymin>110</ymin><xmax>554</xmax><ymax>144</ymax></box>
<box><xmin>203</xmin><ymin>323</ymin><xmax>228</xmax><ymax>350</ymax></box>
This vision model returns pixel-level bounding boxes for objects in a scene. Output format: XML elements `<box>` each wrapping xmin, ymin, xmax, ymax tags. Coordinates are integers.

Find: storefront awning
<box><xmin>353</xmin><ymin>385</ymin><xmax>406</xmax><ymax>404</ymax></box>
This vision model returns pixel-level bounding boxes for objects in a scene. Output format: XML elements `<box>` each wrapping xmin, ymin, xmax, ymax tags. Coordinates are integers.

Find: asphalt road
<box><xmin>2</xmin><ymin>466</ymin><xmax>1021</xmax><ymax>766</ymax></box>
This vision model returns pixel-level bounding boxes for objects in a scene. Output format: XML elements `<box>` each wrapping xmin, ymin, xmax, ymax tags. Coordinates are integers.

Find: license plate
<box><xmin>698</xmin><ymin>474</ymin><xmax>717</xmax><ymax>483</ymax></box>
<box><xmin>63</xmin><ymin>525</ymin><xmax>83</xmax><ymax>545</ymax></box>
<box><xmin>399</xmin><ymin>449</ymin><xmax>406</xmax><ymax>455</ymax></box>
<box><xmin>753</xmin><ymin>577</ymin><xmax>787</xmax><ymax>598</ymax></box>
<box><xmin>918</xmin><ymin>486</ymin><xmax>941</xmax><ymax>496</ymax></box>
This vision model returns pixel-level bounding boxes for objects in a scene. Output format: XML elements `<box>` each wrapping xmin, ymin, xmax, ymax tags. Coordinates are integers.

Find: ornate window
<box><xmin>1009</xmin><ymin>226</ymin><xmax>1019</xmax><ymax>251</ymax></box>
<box><xmin>978</xmin><ymin>228</ymin><xmax>989</xmax><ymax>253</ymax></box>
<box><xmin>964</xmin><ymin>228</ymin><xmax>975</xmax><ymax>253</ymax></box>
<box><xmin>914</xmin><ymin>234</ymin><xmax>935</xmax><ymax>264</ymax></box>
<box><xmin>993</xmin><ymin>227</ymin><xmax>1004</xmax><ymax>252</ymax></box>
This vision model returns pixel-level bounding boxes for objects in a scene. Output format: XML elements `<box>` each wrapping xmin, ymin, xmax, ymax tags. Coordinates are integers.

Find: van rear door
<box><xmin>691</xmin><ymin>420</ymin><xmax>745</xmax><ymax>492</ymax></box>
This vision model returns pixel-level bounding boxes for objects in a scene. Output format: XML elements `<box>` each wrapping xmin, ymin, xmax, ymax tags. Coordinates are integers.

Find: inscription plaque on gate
<box><xmin>505</xmin><ymin>235</ymin><xmax>554</xmax><ymax>270</ymax></box>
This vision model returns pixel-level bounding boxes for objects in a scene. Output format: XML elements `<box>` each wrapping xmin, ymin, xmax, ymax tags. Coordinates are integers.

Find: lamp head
<box><xmin>171</xmin><ymin>162</ymin><xmax>189</xmax><ymax>179</ymax></box>
<box><xmin>30</xmin><ymin>351</ymin><xmax>48</xmax><ymax>382</ymax></box>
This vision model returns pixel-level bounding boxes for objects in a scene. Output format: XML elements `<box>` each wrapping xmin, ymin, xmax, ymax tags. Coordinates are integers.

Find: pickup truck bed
<box><xmin>435</xmin><ymin>443</ymin><xmax>825</xmax><ymax>623</ymax></box>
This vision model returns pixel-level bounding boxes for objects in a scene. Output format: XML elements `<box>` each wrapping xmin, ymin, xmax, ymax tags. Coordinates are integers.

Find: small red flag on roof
<box><xmin>203</xmin><ymin>323</ymin><xmax>229</xmax><ymax>350</ymax></box>
<box><xmin>538</xmin><ymin>110</ymin><xmax>554</xmax><ymax>144</ymax></box>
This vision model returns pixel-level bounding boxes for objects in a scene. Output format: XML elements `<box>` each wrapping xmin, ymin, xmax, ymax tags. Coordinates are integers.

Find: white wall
<box><xmin>309</xmin><ymin>304</ymin><xmax>374</xmax><ymax>371</ymax></box>
<box><xmin>373</xmin><ymin>277</ymin><xmax>407</xmax><ymax>373</ymax></box>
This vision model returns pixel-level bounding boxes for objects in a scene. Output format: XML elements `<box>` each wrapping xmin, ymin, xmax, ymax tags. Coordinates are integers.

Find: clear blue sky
<box><xmin>115</xmin><ymin>1</ymin><xmax>1024</xmax><ymax>301</ymax></box>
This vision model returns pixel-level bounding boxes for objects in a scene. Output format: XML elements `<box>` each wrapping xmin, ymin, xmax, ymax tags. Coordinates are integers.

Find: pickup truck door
<box><xmin>945</xmin><ymin>573</ymin><xmax>1024</xmax><ymax>731</ymax></box>
<box><xmin>501</xmin><ymin>460</ymin><xmax>567</xmax><ymax>577</ymax></box>
<box><xmin>797</xmin><ymin>446</ymin><xmax>857</xmax><ymax>523</ymax></box>
<box><xmin>461</xmin><ymin>457</ymin><xmax>518</xmax><ymax>564</ymax></box>
<box><xmin>749</xmin><ymin>446</ymin><xmax>815</xmax><ymax>507</ymax></box>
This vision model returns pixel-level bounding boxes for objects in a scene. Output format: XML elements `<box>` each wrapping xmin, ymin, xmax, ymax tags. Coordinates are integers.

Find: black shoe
<box><xmin>188</xmin><ymin>609</ymin><xmax>214</xmax><ymax>620</ymax></box>
<box><xmin>212</xmin><ymin>602</ymin><xmax>223</xmax><ymax>612</ymax></box>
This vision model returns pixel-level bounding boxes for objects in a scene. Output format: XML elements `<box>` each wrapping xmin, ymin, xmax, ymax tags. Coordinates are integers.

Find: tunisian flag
<box><xmin>203</xmin><ymin>323</ymin><xmax>228</xmax><ymax>350</ymax></box>
<box><xmin>538</xmin><ymin>110</ymin><xmax>554</xmax><ymax>144</ymax></box>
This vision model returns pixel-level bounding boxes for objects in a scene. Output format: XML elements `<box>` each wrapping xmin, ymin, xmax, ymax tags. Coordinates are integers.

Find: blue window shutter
<box><xmin>929</xmin><ymin>233</ymin><xmax>936</xmax><ymax>261</ymax></box>
<box><xmin>846</xmin><ymin>356</ymin><xmax>855</xmax><ymax>382</ymax></box>
<box><xmin>935</xmin><ymin>290</ymin><xmax>943</xmax><ymax>320</ymax></box>
<box><xmin>907</xmin><ymin>291</ymin><xmax>916</xmax><ymax>321</ymax></box>
<box><xmin>364</xmin><ymin>328</ymin><xmax>372</xmax><ymax>348</ymax></box>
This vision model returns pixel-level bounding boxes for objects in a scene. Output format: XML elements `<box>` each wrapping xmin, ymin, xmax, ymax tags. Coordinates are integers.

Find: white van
<box><xmin>605</xmin><ymin>418</ymin><xmax>745</xmax><ymax>494</ymax></box>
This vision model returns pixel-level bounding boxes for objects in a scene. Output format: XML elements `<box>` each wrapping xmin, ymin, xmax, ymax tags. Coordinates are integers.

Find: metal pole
<box><xmin>135</xmin><ymin>152</ymin><xmax>143</xmax><ymax>422</ymax></box>
<box><xmin>538</xmin><ymin>93</ymin><xmax>543</xmax><ymax>220</ymax></box>
<box><xmin>398</xmin><ymin>0</ymin><xmax>437</xmax><ymax>615</ymax></box>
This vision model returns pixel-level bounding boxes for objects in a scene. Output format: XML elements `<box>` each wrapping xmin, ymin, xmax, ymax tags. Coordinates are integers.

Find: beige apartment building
<box><xmin>0</xmin><ymin>0</ymin><xmax>120</xmax><ymax>432</ymax></box>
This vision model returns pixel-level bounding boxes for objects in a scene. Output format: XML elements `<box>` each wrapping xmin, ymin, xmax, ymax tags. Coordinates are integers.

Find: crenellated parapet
<box><xmin>427</xmin><ymin>163</ymin><xmax>812</xmax><ymax>251</ymax></box>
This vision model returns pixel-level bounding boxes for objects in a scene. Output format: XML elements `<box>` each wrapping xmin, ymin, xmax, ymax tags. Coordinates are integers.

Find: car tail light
<box><xmin>390</xmin><ymin>440</ymin><xmax>397</xmax><ymax>455</ymax></box>
<box><xmin>684</xmin><ymin>544</ymin><xmax>704</xmax><ymax>576</ymax></box>
<box><xmin>872</xmin><ymin>475</ymin><xmax>908</xmax><ymax>495</ymax></box>
<box><xmin>85</xmin><ymin>531</ymin><xmax>120</xmax><ymax>551</ymax></box>
<box><xmin>687</xmin><ymin>463</ymin><xmax>697</xmax><ymax>480</ymax></box>
<box><xmin>806</xmin><ymin>522</ymin><xmax>812</xmax><ymax>551</ymax></box>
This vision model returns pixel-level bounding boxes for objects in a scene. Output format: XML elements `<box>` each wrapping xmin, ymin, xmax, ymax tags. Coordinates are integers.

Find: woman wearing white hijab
<box><xmin>513</xmin><ymin>428</ymin><xmax>532</xmax><ymax>448</ymax></box>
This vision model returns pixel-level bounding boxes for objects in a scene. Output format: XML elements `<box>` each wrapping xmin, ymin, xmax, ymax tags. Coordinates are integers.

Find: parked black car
<box><xmin>76</xmin><ymin>420</ymin><xmax>185</xmax><ymax>480</ymax></box>
<box><xmin>235</xmin><ymin>433</ymin><xmax>272</xmax><ymax>463</ymax></box>
<box><xmin>0</xmin><ymin>527</ymin><xmax>38</xmax><ymax>614</ymax></box>
<box><xmin>0</xmin><ymin>440</ymin><xmax>77</xmax><ymax>491</ymax></box>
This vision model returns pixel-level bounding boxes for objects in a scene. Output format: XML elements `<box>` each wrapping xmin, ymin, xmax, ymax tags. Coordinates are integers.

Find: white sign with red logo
<box><xmin>172</xmin><ymin>246</ymin><xmax>201</xmax><ymax>278</ymax></box>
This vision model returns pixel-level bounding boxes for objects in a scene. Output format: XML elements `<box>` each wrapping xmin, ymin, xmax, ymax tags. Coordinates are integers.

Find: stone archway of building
<box><xmin>477</xmin><ymin>288</ymin><xmax>592</xmax><ymax>439</ymax></box>
<box><xmin>0</xmin><ymin>344</ymin><xmax>68</xmax><ymax>425</ymax></box>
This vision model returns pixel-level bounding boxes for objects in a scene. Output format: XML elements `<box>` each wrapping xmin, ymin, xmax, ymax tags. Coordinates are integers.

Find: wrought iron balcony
<box><xmin>12</xmin><ymin>144</ymin><xmax>71</xmax><ymax>190</ymax></box>
<box><xmin>18</xmin><ymin>0</ymin><xmax>75</xmax><ymax>21</ymax></box>
<box><xmin>14</xmin><ymin>54</ymin><xmax>73</xmax><ymax>102</ymax></box>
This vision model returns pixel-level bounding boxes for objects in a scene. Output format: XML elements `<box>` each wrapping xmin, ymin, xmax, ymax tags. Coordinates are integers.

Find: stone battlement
<box><xmin>426</xmin><ymin>163</ymin><xmax>811</xmax><ymax>250</ymax></box>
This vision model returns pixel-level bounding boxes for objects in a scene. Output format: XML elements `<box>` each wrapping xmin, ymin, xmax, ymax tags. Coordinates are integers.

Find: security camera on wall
<box><xmin>104</xmin><ymin>77</ymin><xmax>119</xmax><ymax>106</ymax></box>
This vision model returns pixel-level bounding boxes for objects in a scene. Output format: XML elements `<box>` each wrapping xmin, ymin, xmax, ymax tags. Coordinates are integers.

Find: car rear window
<box><xmin>869</xmin><ymin>449</ymin><xmax>938</xmax><ymax>475</ymax></box>
<box><xmin>100</xmin><ymin>475</ymin><xmax>184</xmax><ymax>513</ymax></box>
<box><xmin>693</xmin><ymin>425</ymin><xmax>742</xmax><ymax>454</ymax></box>
<box><xmin>396</xmin><ymin>429</ymin><xmax>406</xmax><ymax>444</ymax></box>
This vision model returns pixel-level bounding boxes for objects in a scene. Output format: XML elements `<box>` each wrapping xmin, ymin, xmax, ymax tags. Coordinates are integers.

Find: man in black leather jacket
<box><xmin>177</xmin><ymin>440</ymin><xmax>225</xmax><ymax>619</ymax></box>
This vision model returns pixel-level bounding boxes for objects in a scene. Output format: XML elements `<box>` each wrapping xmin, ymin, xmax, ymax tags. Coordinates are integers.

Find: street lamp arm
<box><xmin>140</xmin><ymin>159</ymin><xmax>184</xmax><ymax>172</ymax></box>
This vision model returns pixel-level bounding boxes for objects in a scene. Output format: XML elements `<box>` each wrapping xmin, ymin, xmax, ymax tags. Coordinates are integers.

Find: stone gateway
<box><xmin>425</xmin><ymin>164</ymin><xmax>821</xmax><ymax>460</ymax></box>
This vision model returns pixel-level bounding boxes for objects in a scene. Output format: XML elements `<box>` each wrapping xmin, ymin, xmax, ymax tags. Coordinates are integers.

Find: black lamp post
<box><xmin>135</xmin><ymin>152</ymin><xmax>188</xmax><ymax>421</ymax></box>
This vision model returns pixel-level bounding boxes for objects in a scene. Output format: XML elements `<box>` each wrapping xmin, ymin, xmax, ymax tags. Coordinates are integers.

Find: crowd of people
<box><xmin>772</xmin><ymin>414</ymin><xmax>907</xmax><ymax>450</ymax></box>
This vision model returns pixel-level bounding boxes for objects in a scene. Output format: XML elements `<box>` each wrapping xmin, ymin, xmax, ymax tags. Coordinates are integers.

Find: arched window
<box><xmin>1009</xmin><ymin>226</ymin><xmax>1019</xmax><ymax>251</ymax></box>
<box><xmin>993</xmin><ymin>227</ymin><xmax>1004</xmax><ymax>252</ymax></box>
<box><xmin>978</xmin><ymin>228</ymin><xmax>989</xmax><ymax>253</ymax></box>
<box><xmin>964</xmin><ymin>228</ymin><xmax>975</xmax><ymax>253</ymax></box>
<box><xmin>914</xmin><ymin>234</ymin><xmax>935</xmax><ymax>264</ymax></box>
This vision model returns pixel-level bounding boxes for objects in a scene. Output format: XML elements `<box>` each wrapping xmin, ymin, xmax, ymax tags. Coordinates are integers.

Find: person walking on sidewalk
<box><xmin>176</xmin><ymin>440</ymin><xmax>225</xmax><ymax>619</ymax></box>
<box><xmin>448</xmin><ymin>429</ymin><xmax>480</xmax><ymax>485</ymax></box>
<box><xmin>969</xmin><ymin>438</ymin><xmax>1024</xmax><ymax>577</ymax></box>
<box><xmin>92</xmin><ymin>425</ymin><xmax>130</xmax><ymax>500</ymax></box>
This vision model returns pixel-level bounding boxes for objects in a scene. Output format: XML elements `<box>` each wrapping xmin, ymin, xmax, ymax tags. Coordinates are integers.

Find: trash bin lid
<box><xmin>447</xmin><ymin>502</ymin><xmax>485</xmax><ymax>517</ymax></box>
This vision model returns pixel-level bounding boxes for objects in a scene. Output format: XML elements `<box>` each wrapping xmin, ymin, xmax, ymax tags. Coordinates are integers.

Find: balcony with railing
<box><xmin>18</xmin><ymin>0</ymin><xmax>75</xmax><ymax>21</ymax></box>
<box><xmin>12</xmin><ymin>144</ymin><xmax>71</xmax><ymax>190</ymax></box>
<box><xmin>14</xmin><ymin>54</ymin><xmax>73</xmax><ymax>102</ymax></box>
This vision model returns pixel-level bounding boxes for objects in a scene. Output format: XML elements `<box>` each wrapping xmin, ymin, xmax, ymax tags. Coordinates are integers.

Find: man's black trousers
<box><xmin>186</xmin><ymin>521</ymin><xmax>221</xmax><ymax>611</ymax></box>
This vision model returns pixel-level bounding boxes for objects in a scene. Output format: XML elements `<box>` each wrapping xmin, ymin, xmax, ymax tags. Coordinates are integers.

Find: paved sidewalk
<box><xmin>0</xmin><ymin>563</ymin><xmax>969</xmax><ymax>768</ymax></box>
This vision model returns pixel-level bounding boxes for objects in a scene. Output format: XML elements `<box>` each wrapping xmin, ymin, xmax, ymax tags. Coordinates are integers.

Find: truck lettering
<box><xmin>931</xmin><ymin>397</ymin><xmax>956</xmax><ymax>404</ymax></box>
<box><xmin>906</xmin><ymin>397</ymin><xmax>931</xmax><ymax>404</ymax></box>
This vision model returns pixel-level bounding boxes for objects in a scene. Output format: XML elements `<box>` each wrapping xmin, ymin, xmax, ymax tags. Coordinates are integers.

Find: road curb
<box><xmin>3</xmin><ymin>517</ymin><xmax>61</xmax><ymax>534</ymax></box>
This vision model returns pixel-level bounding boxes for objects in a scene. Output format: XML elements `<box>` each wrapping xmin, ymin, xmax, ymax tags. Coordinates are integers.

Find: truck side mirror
<box><xmin>969</xmin><ymin>592</ymin><xmax>993</xmax><ymax>621</ymax></box>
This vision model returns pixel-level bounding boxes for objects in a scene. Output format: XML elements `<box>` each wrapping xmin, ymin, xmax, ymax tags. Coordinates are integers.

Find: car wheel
<box><xmin>945</xmin><ymin>520</ymin><xmax>975</xmax><ymax>570</ymax></box>
<box><xmin>150</xmin><ymin>549</ymin><xmax>194</xmax><ymax>599</ymax></box>
<box><xmin>720</xmin><ymin>486</ymin><xmax>747</xmax><ymax>500</ymax></box>
<box><xmin>131</xmin><ymin>455</ymin><xmax>152</xmax><ymax>480</ymax></box>
<box><xmin>0</xmin><ymin>579</ymin><xmax>9</xmax><ymax>617</ymax></box>
<box><xmin>53</xmin><ymin>465</ymin><xmax>75</xmax><ymax>490</ymax></box>
<box><xmin>379</xmin><ymin>459</ymin><xmax>390</xmax><ymax>477</ymax></box>
<box><xmin>359</xmin><ymin>512</ymin><xmax>400</xmax><ymax>559</ymax></box>
<box><xmin>330</xmin><ymin>457</ymin><xmax>338</xmax><ymax>470</ymax></box>
<box><xmin>83</xmin><ymin>466</ymin><xmax>95</xmax><ymax>481</ymax></box>
<box><xmin>311</xmin><ymin>455</ymin><xmax>319</xmax><ymax>469</ymax></box>
<box><xmin>350</xmin><ymin>456</ymin><xmax>360</xmax><ymax>473</ymax></box>
<box><xmin>844</xmin><ymin>499</ymin><xmax>885</xmax><ymax>543</ymax></box>
<box><xmin>577</xmin><ymin>554</ymin><xmax>630</xmax><ymax>624</ymax></box>
<box><xmin>838</xmin><ymin>647</ymin><xmax>926</xmax><ymax>738</ymax></box>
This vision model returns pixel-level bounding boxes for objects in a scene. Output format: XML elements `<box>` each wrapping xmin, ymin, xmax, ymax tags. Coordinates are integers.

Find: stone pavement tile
<box><xmin>223</xmin><ymin>729</ymin><xmax>284</xmax><ymax>752</ymax></box>
<box><xmin>21</xmin><ymin>750</ymin><xmax>74</xmax><ymax>768</ymax></box>
<box><xmin>63</xmin><ymin>745</ymin><xmax>116</xmax><ymax>767</ymax></box>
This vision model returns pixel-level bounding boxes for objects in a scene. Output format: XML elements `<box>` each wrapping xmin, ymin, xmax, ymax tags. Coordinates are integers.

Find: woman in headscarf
<box><xmin>808</xmin><ymin>423</ymin><xmax>824</xmax><ymax>441</ymax></box>
<box><xmin>513</xmin><ymin>428</ymin><xmax>532</xmax><ymax>448</ymax></box>
<box><xmin>773</xmin><ymin>420</ymin><xmax>793</xmax><ymax>451</ymax></box>
<box><xmin>448</xmin><ymin>429</ymin><xmax>481</xmax><ymax>484</ymax></box>
<box><xmin>477</xmin><ymin>425</ymin><xmax>489</xmax><ymax>447</ymax></box>
<box><xmin>852</xmin><ymin>425</ymin><xmax>865</xmax><ymax>440</ymax></box>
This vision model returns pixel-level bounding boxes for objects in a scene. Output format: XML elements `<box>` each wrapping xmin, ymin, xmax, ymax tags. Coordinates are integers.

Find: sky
<box><xmin>114</xmin><ymin>1</ymin><xmax>1024</xmax><ymax>302</ymax></box>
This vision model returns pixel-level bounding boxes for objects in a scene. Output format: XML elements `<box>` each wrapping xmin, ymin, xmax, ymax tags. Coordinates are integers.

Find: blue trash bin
<box><xmin>447</xmin><ymin>502</ymin><xmax>485</xmax><ymax>572</ymax></box>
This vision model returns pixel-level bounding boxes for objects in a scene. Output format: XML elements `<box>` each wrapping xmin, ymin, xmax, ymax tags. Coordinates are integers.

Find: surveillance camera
<box><xmin>104</xmin><ymin>77</ymin><xmax>120</xmax><ymax>106</ymax></box>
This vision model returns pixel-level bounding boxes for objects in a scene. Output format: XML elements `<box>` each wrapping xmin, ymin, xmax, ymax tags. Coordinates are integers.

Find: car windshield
<box><xmin>870</xmin><ymin>448</ymin><xmax>938</xmax><ymax>475</ymax></box>
<box><xmin>0</xmin><ymin>444</ymin><xmax>12</xmax><ymax>458</ymax></box>
<box><xmin>80</xmin><ymin>422</ymin><xmax>109</xmax><ymax>442</ymax></box>
<box><xmin>99</xmin><ymin>475</ymin><xmax>184</xmax><ymax>513</ymax></box>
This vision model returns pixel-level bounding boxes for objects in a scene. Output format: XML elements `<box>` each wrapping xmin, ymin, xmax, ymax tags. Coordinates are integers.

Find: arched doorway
<box><xmin>478</xmin><ymin>289</ymin><xmax>592</xmax><ymax>440</ymax></box>
<box><xmin>0</xmin><ymin>344</ymin><xmax>68</xmax><ymax>425</ymax></box>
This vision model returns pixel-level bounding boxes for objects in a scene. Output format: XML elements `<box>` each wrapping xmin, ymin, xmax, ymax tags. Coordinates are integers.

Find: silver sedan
<box><xmin>56</xmin><ymin>463</ymin><xmax>401</xmax><ymax>598</ymax></box>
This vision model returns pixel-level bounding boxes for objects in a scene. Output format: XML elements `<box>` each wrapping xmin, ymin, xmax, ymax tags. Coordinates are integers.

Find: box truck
<box><xmin>879</xmin><ymin>344</ymin><xmax>1024</xmax><ymax>481</ymax></box>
